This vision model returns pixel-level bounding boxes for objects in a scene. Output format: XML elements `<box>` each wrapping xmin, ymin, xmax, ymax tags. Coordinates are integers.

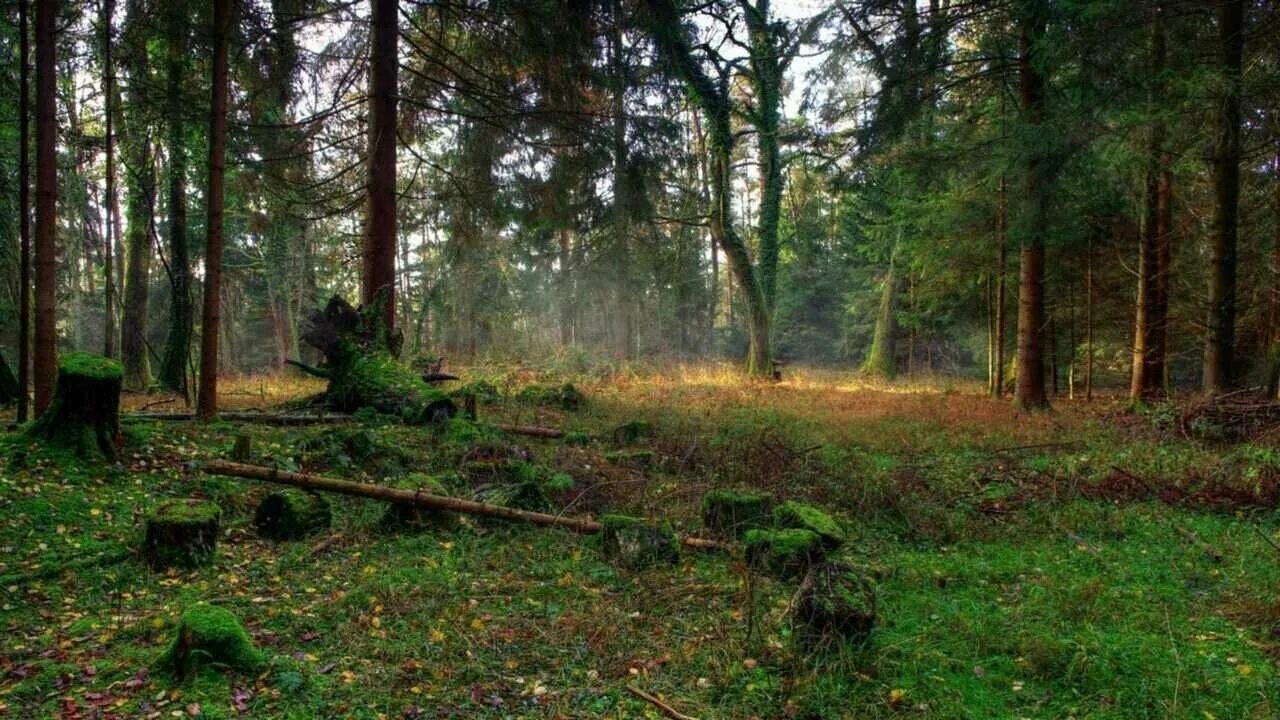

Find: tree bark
<box><xmin>33</xmin><ymin>0</ymin><xmax>57</xmax><ymax>413</ymax></box>
<box><xmin>159</xmin><ymin>1</ymin><xmax>191</xmax><ymax>394</ymax></box>
<box><xmin>361</xmin><ymin>0</ymin><xmax>398</xmax><ymax>335</ymax></box>
<box><xmin>17</xmin><ymin>0</ymin><xmax>31</xmax><ymax>421</ymax></box>
<box><xmin>1014</xmin><ymin>0</ymin><xmax>1049</xmax><ymax>410</ymax></box>
<box><xmin>1130</xmin><ymin>4</ymin><xmax>1167</xmax><ymax>403</ymax></box>
<box><xmin>198</xmin><ymin>0</ymin><xmax>231</xmax><ymax>419</ymax></box>
<box><xmin>121</xmin><ymin>0</ymin><xmax>154</xmax><ymax>392</ymax></box>
<box><xmin>744</xmin><ymin>0</ymin><xmax>783</xmax><ymax>313</ymax></box>
<box><xmin>864</xmin><ymin>233</ymin><xmax>898</xmax><ymax>378</ymax></box>
<box><xmin>993</xmin><ymin>176</ymin><xmax>1007</xmax><ymax>397</ymax></box>
<box><xmin>1203</xmin><ymin>0</ymin><xmax>1242</xmax><ymax>394</ymax></box>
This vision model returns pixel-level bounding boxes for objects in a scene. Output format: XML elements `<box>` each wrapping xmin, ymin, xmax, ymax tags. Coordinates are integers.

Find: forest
<box><xmin>1</xmin><ymin>0</ymin><xmax>1280</xmax><ymax>717</ymax></box>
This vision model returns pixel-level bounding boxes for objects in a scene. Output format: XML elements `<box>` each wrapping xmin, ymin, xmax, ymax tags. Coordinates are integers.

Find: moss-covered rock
<box><xmin>144</xmin><ymin>499</ymin><xmax>221</xmax><ymax>569</ymax></box>
<box><xmin>774</xmin><ymin>501</ymin><xmax>846</xmax><ymax>548</ymax></box>
<box><xmin>791</xmin><ymin>562</ymin><xmax>877</xmax><ymax>648</ymax></box>
<box><xmin>382</xmin><ymin>474</ymin><xmax>461</xmax><ymax>532</ymax></box>
<box><xmin>599</xmin><ymin>514</ymin><xmax>679</xmax><ymax>570</ymax></box>
<box><xmin>158</xmin><ymin>603</ymin><xmax>264</xmax><ymax>677</ymax></box>
<box><xmin>26</xmin><ymin>352</ymin><xmax>123</xmax><ymax>461</ymax></box>
<box><xmin>611</xmin><ymin>420</ymin><xmax>653</xmax><ymax>444</ymax></box>
<box><xmin>605</xmin><ymin>449</ymin><xmax>654</xmax><ymax>470</ymax></box>
<box><xmin>702</xmin><ymin>490</ymin><xmax>773</xmax><ymax>537</ymax></box>
<box><xmin>254</xmin><ymin>489</ymin><xmax>331</xmax><ymax>540</ymax></box>
<box><xmin>744</xmin><ymin>528</ymin><xmax>825</xmax><ymax>579</ymax></box>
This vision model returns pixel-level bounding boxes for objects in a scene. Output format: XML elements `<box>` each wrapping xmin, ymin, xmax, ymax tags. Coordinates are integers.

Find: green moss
<box><xmin>59</xmin><ymin>351</ymin><xmax>124</xmax><ymax>380</ymax></box>
<box><xmin>702</xmin><ymin>490</ymin><xmax>772</xmax><ymax>537</ymax></box>
<box><xmin>473</xmin><ymin>480</ymin><xmax>551</xmax><ymax>514</ymax></box>
<box><xmin>382</xmin><ymin>474</ymin><xmax>461</xmax><ymax>532</ymax></box>
<box><xmin>599</xmin><ymin>514</ymin><xmax>679</xmax><ymax>570</ymax></box>
<box><xmin>612</xmin><ymin>420</ymin><xmax>653</xmax><ymax>444</ymax></box>
<box><xmin>605</xmin><ymin>449</ymin><xmax>654</xmax><ymax>469</ymax></box>
<box><xmin>148</xmin><ymin>499</ymin><xmax>221</xmax><ymax>525</ymax></box>
<box><xmin>517</xmin><ymin>383</ymin><xmax>585</xmax><ymax>410</ymax></box>
<box><xmin>443</xmin><ymin>418</ymin><xmax>505</xmax><ymax>446</ymax></box>
<box><xmin>792</xmin><ymin>562</ymin><xmax>876</xmax><ymax>648</ymax></box>
<box><xmin>562</xmin><ymin>431</ymin><xmax>592</xmax><ymax>446</ymax></box>
<box><xmin>744</xmin><ymin>528</ymin><xmax>825</xmax><ymax>579</ymax></box>
<box><xmin>158</xmin><ymin>603</ymin><xmax>264</xmax><ymax>677</ymax></box>
<box><xmin>450</xmin><ymin>380</ymin><xmax>500</xmax><ymax>404</ymax></box>
<box><xmin>774</xmin><ymin>501</ymin><xmax>846</xmax><ymax>548</ymax></box>
<box><xmin>144</xmin><ymin>499</ymin><xmax>222</xmax><ymax>569</ymax></box>
<box><xmin>254</xmin><ymin>489</ymin><xmax>331</xmax><ymax>540</ymax></box>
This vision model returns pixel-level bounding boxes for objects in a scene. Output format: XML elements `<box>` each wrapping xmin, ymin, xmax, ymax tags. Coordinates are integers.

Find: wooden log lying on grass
<box><xmin>493</xmin><ymin>423</ymin><xmax>564</xmax><ymax>439</ymax></box>
<box><xmin>125</xmin><ymin>411</ymin><xmax>352</xmax><ymax>425</ymax></box>
<box><xmin>202</xmin><ymin>459</ymin><xmax>726</xmax><ymax>551</ymax></box>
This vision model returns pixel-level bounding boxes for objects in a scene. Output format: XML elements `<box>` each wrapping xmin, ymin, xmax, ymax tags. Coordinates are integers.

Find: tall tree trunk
<box><xmin>17</xmin><ymin>0</ymin><xmax>31</xmax><ymax>421</ymax></box>
<box><xmin>101</xmin><ymin>0</ymin><xmax>118</xmax><ymax>360</ymax></box>
<box><xmin>362</xmin><ymin>0</ymin><xmax>398</xmax><ymax>334</ymax></box>
<box><xmin>1129</xmin><ymin>5</ymin><xmax>1167</xmax><ymax>402</ymax></box>
<box><xmin>1086</xmin><ymin>233</ymin><xmax>1094</xmax><ymax>401</ymax></box>
<box><xmin>744</xmin><ymin>0</ymin><xmax>783</xmax><ymax>312</ymax></box>
<box><xmin>121</xmin><ymin>0</ymin><xmax>154</xmax><ymax>391</ymax></box>
<box><xmin>1154</xmin><ymin>164</ymin><xmax>1172</xmax><ymax>393</ymax></box>
<box><xmin>33</xmin><ymin>0</ymin><xmax>57</xmax><ymax>413</ymax></box>
<box><xmin>1014</xmin><ymin>0</ymin><xmax>1049</xmax><ymax>410</ymax></box>
<box><xmin>159</xmin><ymin>1</ymin><xmax>191</xmax><ymax>394</ymax></box>
<box><xmin>197</xmin><ymin>0</ymin><xmax>230</xmax><ymax>418</ymax></box>
<box><xmin>864</xmin><ymin>232</ymin><xmax>898</xmax><ymax>378</ymax></box>
<box><xmin>993</xmin><ymin>176</ymin><xmax>1007</xmax><ymax>397</ymax></box>
<box><xmin>1203</xmin><ymin>0</ymin><xmax>1242</xmax><ymax>394</ymax></box>
<box><xmin>557</xmin><ymin>229</ymin><xmax>574</xmax><ymax>347</ymax></box>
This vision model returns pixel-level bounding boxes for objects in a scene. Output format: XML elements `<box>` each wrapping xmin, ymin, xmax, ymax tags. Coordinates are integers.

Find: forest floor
<box><xmin>2</xmin><ymin>363</ymin><xmax>1280</xmax><ymax>719</ymax></box>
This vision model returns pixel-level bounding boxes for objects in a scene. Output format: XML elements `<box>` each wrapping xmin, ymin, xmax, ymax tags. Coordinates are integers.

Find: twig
<box><xmin>139</xmin><ymin>397</ymin><xmax>176</xmax><ymax>411</ymax></box>
<box><xmin>625</xmin><ymin>685</ymin><xmax>699</xmax><ymax>720</ymax></box>
<box><xmin>1174</xmin><ymin>525</ymin><xmax>1224</xmax><ymax>563</ymax></box>
<box><xmin>1254</xmin><ymin>524</ymin><xmax>1280</xmax><ymax>557</ymax></box>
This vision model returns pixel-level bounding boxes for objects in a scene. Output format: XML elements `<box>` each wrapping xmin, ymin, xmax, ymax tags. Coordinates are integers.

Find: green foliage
<box><xmin>158</xmin><ymin>603</ymin><xmax>264</xmax><ymax>677</ymax></box>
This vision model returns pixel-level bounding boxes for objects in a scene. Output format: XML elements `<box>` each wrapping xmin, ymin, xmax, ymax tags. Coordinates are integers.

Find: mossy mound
<box><xmin>254</xmin><ymin>489</ymin><xmax>331</xmax><ymax>540</ymax></box>
<box><xmin>774</xmin><ymin>501</ymin><xmax>846</xmax><ymax>548</ymax></box>
<box><xmin>460</xmin><ymin>457</ymin><xmax>539</xmax><ymax>485</ymax></box>
<box><xmin>26</xmin><ymin>352</ymin><xmax>123</xmax><ymax>461</ymax></box>
<box><xmin>450</xmin><ymin>380</ymin><xmax>500</xmax><ymax>404</ymax></box>
<box><xmin>702</xmin><ymin>490</ymin><xmax>773</xmax><ymax>538</ymax></box>
<box><xmin>611</xmin><ymin>420</ymin><xmax>653</xmax><ymax>444</ymax></box>
<box><xmin>443</xmin><ymin>418</ymin><xmax>508</xmax><ymax>446</ymax></box>
<box><xmin>599</xmin><ymin>514</ymin><xmax>679</xmax><ymax>570</ymax></box>
<box><xmin>158</xmin><ymin>603</ymin><xmax>264</xmax><ymax>677</ymax></box>
<box><xmin>382</xmin><ymin>474</ymin><xmax>462</xmax><ymax>532</ymax></box>
<box><xmin>517</xmin><ymin>383</ymin><xmax>584</xmax><ymax>410</ymax></box>
<box><xmin>300</xmin><ymin>428</ymin><xmax>405</xmax><ymax>474</ymax></box>
<box><xmin>472</xmin><ymin>480</ymin><xmax>552</xmax><ymax>514</ymax></box>
<box><xmin>562</xmin><ymin>431</ymin><xmax>592</xmax><ymax>446</ymax></box>
<box><xmin>605</xmin><ymin>449</ymin><xmax>654</xmax><ymax>470</ymax></box>
<box><xmin>744</xmin><ymin>528</ymin><xmax>825</xmax><ymax>579</ymax></box>
<box><xmin>791</xmin><ymin>562</ymin><xmax>877</xmax><ymax>648</ymax></box>
<box><xmin>144</xmin><ymin>499</ymin><xmax>221</xmax><ymax>569</ymax></box>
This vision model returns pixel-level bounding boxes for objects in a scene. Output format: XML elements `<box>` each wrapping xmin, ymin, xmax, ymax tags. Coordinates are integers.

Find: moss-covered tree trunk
<box><xmin>299</xmin><ymin>293</ymin><xmax>455</xmax><ymax>423</ymax></box>
<box><xmin>27</xmin><ymin>352</ymin><xmax>123</xmax><ymax>460</ymax></box>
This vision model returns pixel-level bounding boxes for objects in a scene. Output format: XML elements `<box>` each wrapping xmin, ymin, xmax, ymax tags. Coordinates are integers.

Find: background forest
<box><xmin>0</xmin><ymin>0</ymin><xmax>1276</xmax><ymax>405</ymax></box>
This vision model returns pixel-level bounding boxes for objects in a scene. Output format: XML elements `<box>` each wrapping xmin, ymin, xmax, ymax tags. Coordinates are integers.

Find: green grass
<box><xmin>2</xmin><ymin>366</ymin><xmax>1279</xmax><ymax>717</ymax></box>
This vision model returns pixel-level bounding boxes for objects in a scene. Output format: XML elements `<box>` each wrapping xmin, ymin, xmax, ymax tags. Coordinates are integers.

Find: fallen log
<box><xmin>494</xmin><ymin>423</ymin><xmax>564</xmax><ymax>439</ymax></box>
<box><xmin>124</xmin><ymin>412</ymin><xmax>352</xmax><ymax>425</ymax></box>
<box><xmin>201</xmin><ymin>459</ymin><xmax>726</xmax><ymax>551</ymax></box>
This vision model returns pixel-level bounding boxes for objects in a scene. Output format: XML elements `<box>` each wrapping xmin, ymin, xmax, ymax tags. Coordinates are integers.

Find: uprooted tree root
<box><xmin>1178</xmin><ymin>389</ymin><xmax>1280</xmax><ymax>443</ymax></box>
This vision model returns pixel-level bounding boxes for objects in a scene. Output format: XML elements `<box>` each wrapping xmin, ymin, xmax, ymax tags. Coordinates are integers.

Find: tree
<box><xmin>1013</xmin><ymin>0</ymin><xmax>1049</xmax><ymax>410</ymax></box>
<box><xmin>120</xmin><ymin>0</ymin><xmax>156</xmax><ymax>391</ymax></box>
<box><xmin>198</xmin><ymin>0</ymin><xmax>232</xmax><ymax>419</ymax></box>
<box><xmin>1203</xmin><ymin>0</ymin><xmax>1243</xmax><ymax>394</ymax></box>
<box><xmin>159</xmin><ymin>0</ymin><xmax>192</xmax><ymax>394</ymax></box>
<box><xmin>16</xmin><ymin>0</ymin><xmax>31</xmax><ymax>420</ymax></box>
<box><xmin>362</xmin><ymin>0</ymin><xmax>398</xmax><ymax>335</ymax></box>
<box><xmin>643</xmin><ymin>0</ymin><xmax>772</xmax><ymax>377</ymax></box>
<box><xmin>32</xmin><ymin>0</ymin><xmax>57</xmax><ymax>412</ymax></box>
<box><xmin>100</xmin><ymin>0</ymin><xmax>119</xmax><ymax>361</ymax></box>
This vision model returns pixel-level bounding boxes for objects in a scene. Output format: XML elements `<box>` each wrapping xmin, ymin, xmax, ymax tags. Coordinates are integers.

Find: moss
<box><xmin>744</xmin><ymin>528</ymin><xmax>825</xmax><ymax>579</ymax></box>
<box><xmin>472</xmin><ymin>480</ymin><xmax>551</xmax><ymax>514</ymax></box>
<box><xmin>774</xmin><ymin>501</ymin><xmax>846</xmax><ymax>548</ymax></box>
<box><xmin>329</xmin><ymin>347</ymin><xmax>456</xmax><ymax>424</ymax></box>
<box><xmin>792</xmin><ymin>562</ymin><xmax>877</xmax><ymax>648</ymax></box>
<box><xmin>605</xmin><ymin>449</ymin><xmax>654</xmax><ymax>470</ymax></box>
<box><xmin>517</xmin><ymin>383</ymin><xmax>584</xmax><ymax>410</ymax></box>
<box><xmin>443</xmin><ymin>418</ymin><xmax>506</xmax><ymax>446</ymax></box>
<box><xmin>562</xmin><ymin>431</ymin><xmax>592</xmax><ymax>446</ymax></box>
<box><xmin>544</xmin><ymin>472</ymin><xmax>575</xmax><ymax>494</ymax></box>
<box><xmin>158</xmin><ymin>603</ymin><xmax>264</xmax><ymax>677</ymax></box>
<box><xmin>450</xmin><ymin>380</ymin><xmax>500</xmax><ymax>404</ymax></box>
<box><xmin>382</xmin><ymin>474</ymin><xmax>461</xmax><ymax>532</ymax></box>
<box><xmin>144</xmin><ymin>499</ymin><xmax>222</xmax><ymax>569</ymax></box>
<box><xmin>59</xmin><ymin>351</ymin><xmax>124</xmax><ymax>380</ymax></box>
<box><xmin>599</xmin><ymin>514</ymin><xmax>679</xmax><ymax>570</ymax></box>
<box><xmin>701</xmin><ymin>490</ymin><xmax>772</xmax><ymax>537</ymax></box>
<box><xmin>254</xmin><ymin>489</ymin><xmax>331</xmax><ymax>540</ymax></box>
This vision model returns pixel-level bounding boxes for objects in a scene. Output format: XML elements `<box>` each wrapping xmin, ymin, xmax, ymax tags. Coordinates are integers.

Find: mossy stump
<box><xmin>383</xmin><ymin>474</ymin><xmax>462</xmax><ymax>532</ymax></box>
<box><xmin>605</xmin><ymin>449</ymin><xmax>654</xmax><ymax>470</ymax></box>
<box><xmin>144</xmin><ymin>499</ymin><xmax>221</xmax><ymax>569</ymax></box>
<box><xmin>254</xmin><ymin>489</ymin><xmax>331</xmax><ymax>540</ymax></box>
<box><xmin>26</xmin><ymin>352</ymin><xmax>123</xmax><ymax>461</ymax></box>
<box><xmin>744</xmin><ymin>528</ymin><xmax>825</xmax><ymax>579</ymax></box>
<box><xmin>702</xmin><ymin>490</ymin><xmax>773</xmax><ymax>538</ymax></box>
<box><xmin>599</xmin><ymin>514</ymin><xmax>679</xmax><ymax>570</ymax></box>
<box><xmin>791</xmin><ymin>562</ymin><xmax>877</xmax><ymax>648</ymax></box>
<box><xmin>158</xmin><ymin>603</ymin><xmax>264</xmax><ymax>677</ymax></box>
<box><xmin>774</xmin><ymin>501</ymin><xmax>846</xmax><ymax>549</ymax></box>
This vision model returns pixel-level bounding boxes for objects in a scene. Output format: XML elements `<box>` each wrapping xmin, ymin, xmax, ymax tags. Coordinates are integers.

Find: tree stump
<box><xmin>773</xmin><ymin>501</ymin><xmax>846</xmax><ymax>549</ymax></box>
<box><xmin>600</xmin><ymin>514</ymin><xmax>680</xmax><ymax>570</ymax></box>
<box><xmin>254</xmin><ymin>489</ymin><xmax>331</xmax><ymax>540</ymax></box>
<box><xmin>744</xmin><ymin>528</ymin><xmax>825</xmax><ymax>579</ymax></box>
<box><xmin>382</xmin><ymin>474</ymin><xmax>462</xmax><ymax>532</ymax></box>
<box><xmin>702</xmin><ymin>490</ymin><xmax>773</xmax><ymax>538</ymax></box>
<box><xmin>26</xmin><ymin>352</ymin><xmax>123</xmax><ymax>460</ymax></box>
<box><xmin>791</xmin><ymin>562</ymin><xmax>877</xmax><ymax>648</ymax></box>
<box><xmin>143</xmin><ymin>499</ymin><xmax>221</xmax><ymax>569</ymax></box>
<box><xmin>158</xmin><ymin>603</ymin><xmax>263</xmax><ymax>677</ymax></box>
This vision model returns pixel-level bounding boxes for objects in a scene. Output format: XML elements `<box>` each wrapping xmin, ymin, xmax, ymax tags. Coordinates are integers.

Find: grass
<box><xmin>1</xmin><ymin>361</ymin><xmax>1279</xmax><ymax>718</ymax></box>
